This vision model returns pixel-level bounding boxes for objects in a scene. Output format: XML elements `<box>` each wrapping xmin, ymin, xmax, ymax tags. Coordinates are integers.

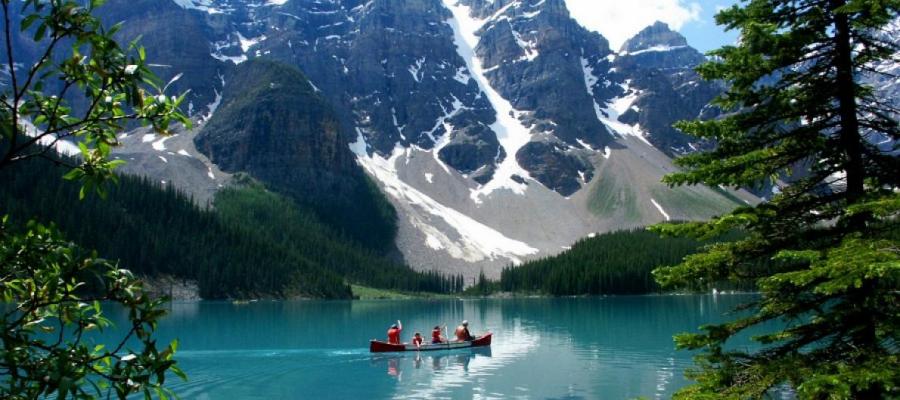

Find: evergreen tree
<box><xmin>651</xmin><ymin>0</ymin><xmax>900</xmax><ymax>397</ymax></box>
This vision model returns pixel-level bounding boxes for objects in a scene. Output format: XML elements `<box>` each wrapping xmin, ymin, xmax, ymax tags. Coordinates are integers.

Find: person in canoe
<box><xmin>455</xmin><ymin>320</ymin><xmax>473</xmax><ymax>341</ymax></box>
<box><xmin>412</xmin><ymin>332</ymin><xmax>424</xmax><ymax>349</ymax></box>
<box><xmin>431</xmin><ymin>325</ymin><xmax>445</xmax><ymax>344</ymax></box>
<box><xmin>387</xmin><ymin>320</ymin><xmax>402</xmax><ymax>344</ymax></box>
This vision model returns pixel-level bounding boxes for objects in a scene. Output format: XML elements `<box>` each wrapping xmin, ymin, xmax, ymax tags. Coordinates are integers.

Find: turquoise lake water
<box><xmin>98</xmin><ymin>295</ymin><xmax>760</xmax><ymax>399</ymax></box>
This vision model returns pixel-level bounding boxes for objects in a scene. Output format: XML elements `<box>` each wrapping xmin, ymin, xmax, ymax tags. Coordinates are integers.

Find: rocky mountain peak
<box><xmin>619</xmin><ymin>21</ymin><xmax>688</xmax><ymax>54</ymax></box>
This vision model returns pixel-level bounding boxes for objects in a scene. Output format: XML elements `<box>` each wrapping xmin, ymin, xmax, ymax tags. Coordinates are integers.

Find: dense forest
<box><xmin>214</xmin><ymin>177</ymin><xmax>465</xmax><ymax>294</ymax></box>
<box><xmin>497</xmin><ymin>229</ymin><xmax>745</xmax><ymax>296</ymax></box>
<box><xmin>0</xmin><ymin>158</ymin><xmax>462</xmax><ymax>299</ymax></box>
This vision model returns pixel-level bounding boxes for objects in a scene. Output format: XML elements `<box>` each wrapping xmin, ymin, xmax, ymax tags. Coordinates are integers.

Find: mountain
<box><xmin>38</xmin><ymin>0</ymin><xmax>759</xmax><ymax>280</ymax></box>
<box><xmin>612</xmin><ymin>21</ymin><xmax>721</xmax><ymax>155</ymax></box>
<box><xmin>194</xmin><ymin>60</ymin><xmax>398</xmax><ymax>251</ymax></box>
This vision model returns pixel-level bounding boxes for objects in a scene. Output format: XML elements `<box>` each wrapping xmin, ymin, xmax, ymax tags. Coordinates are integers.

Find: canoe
<box><xmin>370</xmin><ymin>333</ymin><xmax>492</xmax><ymax>353</ymax></box>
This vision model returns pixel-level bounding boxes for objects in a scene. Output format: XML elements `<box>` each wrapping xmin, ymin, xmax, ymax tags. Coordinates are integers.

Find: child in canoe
<box><xmin>432</xmin><ymin>325</ymin><xmax>445</xmax><ymax>344</ymax></box>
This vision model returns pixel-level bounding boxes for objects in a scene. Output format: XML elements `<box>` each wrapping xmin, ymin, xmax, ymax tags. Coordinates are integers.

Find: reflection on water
<box><xmin>91</xmin><ymin>295</ymin><xmax>758</xmax><ymax>399</ymax></box>
<box><xmin>371</xmin><ymin>347</ymin><xmax>492</xmax><ymax>380</ymax></box>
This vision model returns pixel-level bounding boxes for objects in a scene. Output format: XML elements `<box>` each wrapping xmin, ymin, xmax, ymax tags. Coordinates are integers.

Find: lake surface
<box><xmin>98</xmin><ymin>295</ymin><xmax>760</xmax><ymax>399</ymax></box>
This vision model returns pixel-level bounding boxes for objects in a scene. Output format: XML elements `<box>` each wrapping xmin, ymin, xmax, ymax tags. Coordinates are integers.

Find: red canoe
<box><xmin>370</xmin><ymin>333</ymin><xmax>492</xmax><ymax>353</ymax></box>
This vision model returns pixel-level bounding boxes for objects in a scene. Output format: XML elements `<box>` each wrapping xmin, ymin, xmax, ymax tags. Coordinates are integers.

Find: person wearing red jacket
<box><xmin>387</xmin><ymin>320</ymin><xmax>402</xmax><ymax>344</ymax></box>
<box><xmin>431</xmin><ymin>325</ymin><xmax>445</xmax><ymax>344</ymax></box>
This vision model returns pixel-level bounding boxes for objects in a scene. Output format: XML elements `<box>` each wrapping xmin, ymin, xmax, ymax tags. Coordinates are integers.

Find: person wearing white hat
<box><xmin>454</xmin><ymin>320</ymin><xmax>473</xmax><ymax>341</ymax></box>
<box><xmin>387</xmin><ymin>320</ymin><xmax>402</xmax><ymax>344</ymax></box>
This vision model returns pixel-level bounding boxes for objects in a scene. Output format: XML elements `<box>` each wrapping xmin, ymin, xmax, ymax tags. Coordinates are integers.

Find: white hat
<box><xmin>462</xmin><ymin>320</ymin><xmax>468</xmax><ymax>326</ymax></box>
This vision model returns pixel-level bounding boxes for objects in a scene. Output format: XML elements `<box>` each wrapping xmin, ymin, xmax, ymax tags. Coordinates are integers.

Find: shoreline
<box><xmin>160</xmin><ymin>291</ymin><xmax>761</xmax><ymax>304</ymax></box>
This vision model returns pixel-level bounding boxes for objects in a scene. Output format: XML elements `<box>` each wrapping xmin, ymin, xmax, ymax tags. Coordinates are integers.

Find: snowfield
<box><xmin>350</xmin><ymin>133</ymin><xmax>539</xmax><ymax>264</ymax></box>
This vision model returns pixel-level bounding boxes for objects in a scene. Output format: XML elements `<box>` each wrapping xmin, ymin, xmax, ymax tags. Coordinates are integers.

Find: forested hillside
<box><xmin>499</xmin><ymin>229</ymin><xmax>743</xmax><ymax>295</ymax></box>
<box><xmin>214</xmin><ymin>178</ymin><xmax>465</xmax><ymax>294</ymax></box>
<box><xmin>0</xmin><ymin>158</ymin><xmax>461</xmax><ymax>299</ymax></box>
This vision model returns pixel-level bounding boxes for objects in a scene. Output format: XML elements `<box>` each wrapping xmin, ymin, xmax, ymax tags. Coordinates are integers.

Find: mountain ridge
<box><xmin>81</xmin><ymin>0</ymin><xmax>759</xmax><ymax>279</ymax></box>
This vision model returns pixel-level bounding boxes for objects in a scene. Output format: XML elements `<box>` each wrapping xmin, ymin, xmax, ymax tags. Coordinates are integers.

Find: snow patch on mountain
<box><xmin>575</xmin><ymin>138</ymin><xmax>594</xmax><ymax>151</ymax></box>
<box><xmin>442</xmin><ymin>0</ymin><xmax>534</xmax><ymax>203</ymax></box>
<box><xmin>20</xmin><ymin>119</ymin><xmax>80</xmax><ymax>157</ymax></box>
<box><xmin>423</xmin><ymin>96</ymin><xmax>466</xmax><ymax>174</ymax></box>
<box><xmin>236</xmin><ymin>32</ymin><xmax>266</xmax><ymax>53</ymax></box>
<box><xmin>601</xmin><ymin>83</ymin><xmax>652</xmax><ymax>145</ymax></box>
<box><xmin>453</xmin><ymin>66</ymin><xmax>471</xmax><ymax>84</ymax></box>
<box><xmin>353</xmin><ymin>136</ymin><xmax>538</xmax><ymax>264</ymax></box>
<box><xmin>650</xmin><ymin>198</ymin><xmax>670</xmax><ymax>221</ymax></box>
<box><xmin>580</xmin><ymin>57</ymin><xmax>608</xmax><ymax>126</ymax></box>
<box><xmin>211</xmin><ymin>37</ymin><xmax>248</xmax><ymax>65</ymax></box>
<box><xmin>210</xmin><ymin>53</ymin><xmax>247</xmax><ymax>65</ymax></box>
<box><xmin>204</xmin><ymin>89</ymin><xmax>223</xmax><ymax>121</ymax></box>
<box><xmin>152</xmin><ymin>135</ymin><xmax>174</xmax><ymax>151</ymax></box>
<box><xmin>511</xmin><ymin>28</ymin><xmax>539</xmax><ymax>62</ymax></box>
<box><xmin>408</xmin><ymin>57</ymin><xmax>426</xmax><ymax>83</ymax></box>
<box><xmin>170</xmin><ymin>0</ymin><xmax>225</xmax><ymax>14</ymax></box>
<box><xmin>349</xmin><ymin>128</ymin><xmax>369</xmax><ymax>157</ymax></box>
<box><xmin>620</xmin><ymin>44</ymin><xmax>687</xmax><ymax>56</ymax></box>
<box><xmin>210</xmin><ymin>32</ymin><xmax>266</xmax><ymax>65</ymax></box>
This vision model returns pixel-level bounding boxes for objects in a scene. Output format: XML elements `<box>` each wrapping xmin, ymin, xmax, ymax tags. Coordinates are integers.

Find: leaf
<box><xmin>62</xmin><ymin>168</ymin><xmax>84</xmax><ymax>181</ymax></box>
<box><xmin>170</xmin><ymin>365</ymin><xmax>187</xmax><ymax>381</ymax></box>
<box><xmin>21</xmin><ymin>14</ymin><xmax>39</xmax><ymax>31</ymax></box>
<box><xmin>33</xmin><ymin>23</ymin><xmax>46</xmax><ymax>41</ymax></box>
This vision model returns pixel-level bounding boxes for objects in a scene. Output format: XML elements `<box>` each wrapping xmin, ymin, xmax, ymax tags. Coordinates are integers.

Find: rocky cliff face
<box><xmin>99</xmin><ymin>0</ymin><xmax>228</xmax><ymax>118</ymax></box>
<box><xmin>452</xmin><ymin>0</ymin><xmax>613</xmax><ymax>195</ymax></box>
<box><xmin>195</xmin><ymin>60</ymin><xmax>352</xmax><ymax>187</ymax></box>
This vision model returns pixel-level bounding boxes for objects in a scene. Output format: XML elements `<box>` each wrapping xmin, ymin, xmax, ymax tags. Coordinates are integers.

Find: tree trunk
<box><xmin>830</xmin><ymin>6</ymin><xmax>883</xmax><ymax>398</ymax></box>
<box><xmin>830</xmin><ymin>0</ymin><xmax>865</xmax><ymax>206</ymax></box>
